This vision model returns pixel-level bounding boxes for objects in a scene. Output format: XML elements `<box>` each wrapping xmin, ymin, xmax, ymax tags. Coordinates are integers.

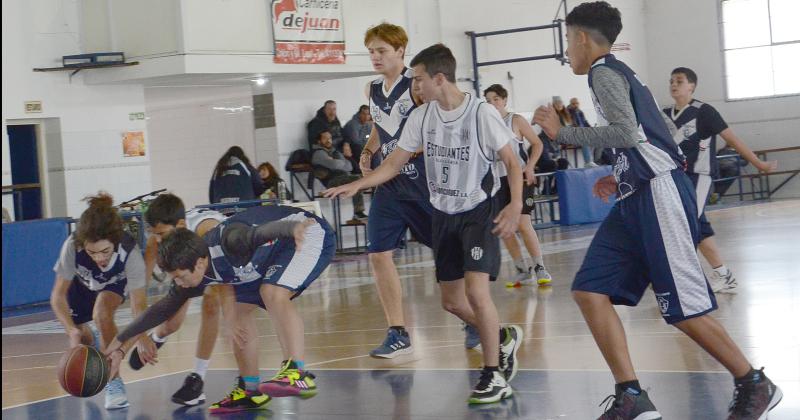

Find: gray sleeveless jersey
<box><xmin>496</xmin><ymin>113</ymin><xmax>528</xmax><ymax>177</ymax></box>
<box><xmin>399</xmin><ymin>94</ymin><xmax>511</xmax><ymax>214</ymax></box>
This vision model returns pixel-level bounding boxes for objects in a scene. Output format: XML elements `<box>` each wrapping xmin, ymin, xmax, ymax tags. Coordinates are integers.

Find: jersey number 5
<box><xmin>442</xmin><ymin>166</ymin><xmax>450</xmax><ymax>184</ymax></box>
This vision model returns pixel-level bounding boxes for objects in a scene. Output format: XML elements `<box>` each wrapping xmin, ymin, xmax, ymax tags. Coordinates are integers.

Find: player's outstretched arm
<box><xmin>50</xmin><ymin>276</ymin><xmax>82</xmax><ymax>349</ymax></box>
<box><xmin>719</xmin><ymin>128</ymin><xmax>777</xmax><ymax>173</ymax></box>
<box><xmin>323</xmin><ymin>148</ymin><xmax>413</xmax><ymax>199</ymax></box>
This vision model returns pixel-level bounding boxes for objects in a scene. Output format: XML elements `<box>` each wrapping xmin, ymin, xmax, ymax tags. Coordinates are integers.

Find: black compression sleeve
<box><xmin>116</xmin><ymin>283</ymin><xmax>202</xmax><ymax>342</ymax></box>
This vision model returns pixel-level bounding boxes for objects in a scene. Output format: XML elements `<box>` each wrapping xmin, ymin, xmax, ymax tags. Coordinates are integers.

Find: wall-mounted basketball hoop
<box><xmin>464</xmin><ymin>0</ymin><xmax>569</xmax><ymax>95</ymax></box>
<box><xmin>33</xmin><ymin>52</ymin><xmax>139</xmax><ymax>82</ymax></box>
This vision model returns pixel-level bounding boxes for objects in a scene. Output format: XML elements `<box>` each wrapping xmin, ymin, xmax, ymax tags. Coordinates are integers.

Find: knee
<box><xmin>572</xmin><ymin>290</ymin><xmax>603</xmax><ymax>307</ymax></box>
<box><xmin>369</xmin><ymin>251</ymin><xmax>393</xmax><ymax>268</ymax></box>
<box><xmin>92</xmin><ymin>303</ymin><xmax>115</xmax><ymax>325</ymax></box>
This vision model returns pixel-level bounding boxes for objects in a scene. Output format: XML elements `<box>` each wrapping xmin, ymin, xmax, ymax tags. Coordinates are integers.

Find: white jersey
<box><xmin>185</xmin><ymin>208</ymin><xmax>227</xmax><ymax>232</ymax></box>
<box><xmin>398</xmin><ymin>93</ymin><xmax>512</xmax><ymax>214</ymax></box>
<box><xmin>495</xmin><ymin>113</ymin><xmax>529</xmax><ymax>177</ymax></box>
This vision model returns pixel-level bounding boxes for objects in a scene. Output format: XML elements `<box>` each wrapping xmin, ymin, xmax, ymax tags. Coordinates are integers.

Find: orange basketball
<box><xmin>57</xmin><ymin>345</ymin><xmax>109</xmax><ymax>397</ymax></box>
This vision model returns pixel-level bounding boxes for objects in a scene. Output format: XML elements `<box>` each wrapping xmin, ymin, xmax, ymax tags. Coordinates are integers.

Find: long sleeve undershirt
<box><xmin>556</xmin><ymin>66</ymin><xmax>640</xmax><ymax>149</ymax></box>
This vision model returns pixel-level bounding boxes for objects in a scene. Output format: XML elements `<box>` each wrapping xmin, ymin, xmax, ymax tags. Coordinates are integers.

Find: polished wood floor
<box><xmin>3</xmin><ymin>200</ymin><xmax>799</xmax><ymax>418</ymax></box>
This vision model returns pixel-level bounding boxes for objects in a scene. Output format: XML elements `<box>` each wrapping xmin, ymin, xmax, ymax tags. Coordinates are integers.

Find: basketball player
<box><xmin>483</xmin><ymin>83</ymin><xmax>553</xmax><ymax>285</ymax></box>
<box><xmin>50</xmin><ymin>193</ymin><xmax>147</xmax><ymax>410</ymax></box>
<box><xmin>360</xmin><ymin>23</ymin><xmax>479</xmax><ymax>357</ymax></box>
<box><xmin>663</xmin><ymin>67</ymin><xmax>777</xmax><ymax>294</ymax></box>
<box><xmin>534</xmin><ymin>2</ymin><xmax>781</xmax><ymax>418</ymax></box>
<box><xmin>326</xmin><ymin>43</ymin><xmax>524</xmax><ymax>404</ymax></box>
<box><xmin>104</xmin><ymin>205</ymin><xmax>335</xmax><ymax>414</ymax></box>
<box><xmin>124</xmin><ymin>193</ymin><xmax>226</xmax><ymax>406</ymax></box>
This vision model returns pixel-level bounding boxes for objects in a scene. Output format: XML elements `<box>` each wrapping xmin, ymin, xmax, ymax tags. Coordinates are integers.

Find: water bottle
<box><xmin>278</xmin><ymin>181</ymin><xmax>288</xmax><ymax>203</ymax></box>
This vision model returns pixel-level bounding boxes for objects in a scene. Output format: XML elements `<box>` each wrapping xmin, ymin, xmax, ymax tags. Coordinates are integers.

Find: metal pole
<box><xmin>466</xmin><ymin>31</ymin><xmax>480</xmax><ymax>94</ymax></box>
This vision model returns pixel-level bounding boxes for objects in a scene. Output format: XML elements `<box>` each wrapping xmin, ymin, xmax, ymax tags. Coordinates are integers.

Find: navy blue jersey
<box><xmin>588</xmin><ymin>54</ymin><xmax>685</xmax><ymax>199</ymax></box>
<box><xmin>663</xmin><ymin>99</ymin><xmax>728</xmax><ymax>177</ymax></box>
<box><xmin>369</xmin><ymin>67</ymin><xmax>429</xmax><ymax>200</ymax></box>
<box><xmin>199</xmin><ymin>205</ymin><xmax>325</xmax><ymax>287</ymax></box>
<box><xmin>73</xmin><ymin>233</ymin><xmax>138</xmax><ymax>291</ymax></box>
<box><xmin>209</xmin><ymin>157</ymin><xmax>265</xmax><ymax>204</ymax></box>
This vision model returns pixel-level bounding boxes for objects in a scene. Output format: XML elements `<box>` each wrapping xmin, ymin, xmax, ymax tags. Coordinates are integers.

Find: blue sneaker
<box><xmin>369</xmin><ymin>329</ymin><xmax>412</xmax><ymax>359</ymax></box>
<box><xmin>463</xmin><ymin>324</ymin><xmax>481</xmax><ymax>350</ymax></box>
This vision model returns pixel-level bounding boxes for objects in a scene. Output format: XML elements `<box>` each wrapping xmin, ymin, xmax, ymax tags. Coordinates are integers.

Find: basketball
<box><xmin>57</xmin><ymin>345</ymin><xmax>109</xmax><ymax>397</ymax></box>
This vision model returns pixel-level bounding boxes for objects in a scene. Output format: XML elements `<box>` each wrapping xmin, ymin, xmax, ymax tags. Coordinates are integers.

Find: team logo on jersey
<box><xmin>655</xmin><ymin>292</ymin><xmax>670</xmax><ymax>315</ymax></box>
<box><xmin>263</xmin><ymin>265</ymin><xmax>283</xmax><ymax>280</ymax></box>
<box><xmin>471</xmin><ymin>247</ymin><xmax>483</xmax><ymax>261</ymax></box>
<box><xmin>371</xmin><ymin>105</ymin><xmax>382</xmax><ymax>123</ymax></box>
<box><xmin>233</xmin><ymin>263</ymin><xmax>262</xmax><ymax>283</ymax></box>
<box><xmin>396</xmin><ymin>98</ymin><xmax>411</xmax><ymax>116</ymax></box>
<box><xmin>525</xmin><ymin>197</ymin><xmax>535</xmax><ymax>207</ymax></box>
<box><xmin>402</xmin><ymin>163</ymin><xmax>419</xmax><ymax>179</ymax></box>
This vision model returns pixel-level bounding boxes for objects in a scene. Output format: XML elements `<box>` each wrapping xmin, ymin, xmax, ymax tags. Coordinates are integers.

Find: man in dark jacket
<box><xmin>311</xmin><ymin>131</ymin><xmax>367</xmax><ymax>221</ymax></box>
<box><xmin>307</xmin><ymin>100</ymin><xmax>347</xmax><ymax>155</ymax></box>
<box><xmin>343</xmin><ymin>105</ymin><xmax>373</xmax><ymax>171</ymax></box>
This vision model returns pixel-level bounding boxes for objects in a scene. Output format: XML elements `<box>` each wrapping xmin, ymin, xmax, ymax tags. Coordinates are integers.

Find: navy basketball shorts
<box><xmin>497</xmin><ymin>175</ymin><xmax>536</xmax><ymax>215</ymax></box>
<box><xmin>432</xmin><ymin>197</ymin><xmax>501</xmax><ymax>282</ymax></box>
<box><xmin>367</xmin><ymin>190</ymin><xmax>434</xmax><ymax>252</ymax></box>
<box><xmin>67</xmin><ymin>278</ymin><xmax>127</xmax><ymax>325</ymax></box>
<box><xmin>687</xmin><ymin>172</ymin><xmax>715</xmax><ymax>240</ymax></box>
<box><xmin>573</xmin><ymin>169</ymin><xmax>717</xmax><ymax>324</ymax></box>
<box><xmin>235</xmin><ymin>219</ymin><xmax>336</xmax><ymax>308</ymax></box>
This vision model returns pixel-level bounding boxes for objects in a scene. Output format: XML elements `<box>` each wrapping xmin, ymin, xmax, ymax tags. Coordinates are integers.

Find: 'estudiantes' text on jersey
<box><xmin>398</xmin><ymin>93</ymin><xmax>512</xmax><ymax>214</ymax></box>
<box><xmin>369</xmin><ymin>68</ymin><xmax>429</xmax><ymax>200</ymax></box>
<box><xmin>662</xmin><ymin>99</ymin><xmax>728</xmax><ymax>177</ymax></box>
<box><xmin>589</xmin><ymin>54</ymin><xmax>684</xmax><ymax>199</ymax></box>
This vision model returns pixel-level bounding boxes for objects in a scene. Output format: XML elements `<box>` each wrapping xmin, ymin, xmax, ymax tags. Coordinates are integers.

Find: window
<box><xmin>721</xmin><ymin>0</ymin><xmax>800</xmax><ymax>100</ymax></box>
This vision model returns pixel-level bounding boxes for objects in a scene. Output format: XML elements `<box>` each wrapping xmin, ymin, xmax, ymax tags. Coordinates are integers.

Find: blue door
<box><xmin>7</xmin><ymin>125</ymin><xmax>42</xmax><ymax>220</ymax></box>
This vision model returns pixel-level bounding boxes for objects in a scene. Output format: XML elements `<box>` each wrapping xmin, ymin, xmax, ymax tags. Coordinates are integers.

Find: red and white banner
<box><xmin>271</xmin><ymin>0</ymin><xmax>345</xmax><ymax>64</ymax></box>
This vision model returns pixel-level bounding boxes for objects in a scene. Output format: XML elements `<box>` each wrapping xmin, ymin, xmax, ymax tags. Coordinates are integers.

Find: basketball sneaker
<box><xmin>513</xmin><ymin>265</ymin><xmax>530</xmax><ymax>283</ymax></box>
<box><xmin>171</xmin><ymin>373</ymin><xmax>205</xmax><ymax>406</ymax></box>
<box><xmin>597</xmin><ymin>388</ymin><xmax>661</xmax><ymax>420</ymax></box>
<box><xmin>463</xmin><ymin>324</ymin><xmax>481</xmax><ymax>350</ymax></box>
<box><xmin>258</xmin><ymin>359</ymin><xmax>318</xmax><ymax>398</ymax></box>
<box><xmin>104</xmin><ymin>377</ymin><xmax>130</xmax><ymax>410</ymax></box>
<box><xmin>208</xmin><ymin>377</ymin><xmax>270</xmax><ymax>414</ymax></box>
<box><xmin>710</xmin><ymin>269</ymin><xmax>738</xmax><ymax>294</ymax></box>
<box><xmin>128</xmin><ymin>332</ymin><xmax>165</xmax><ymax>370</ymax></box>
<box><xmin>499</xmin><ymin>325</ymin><xmax>523</xmax><ymax>382</ymax></box>
<box><xmin>370</xmin><ymin>328</ymin><xmax>413</xmax><ymax>358</ymax></box>
<box><xmin>727</xmin><ymin>368</ymin><xmax>782</xmax><ymax>420</ymax></box>
<box><xmin>468</xmin><ymin>369</ymin><xmax>513</xmax><ymax>404</ymax></box>
<box><xmin>521</xmin><ymin>265</ymin><xmax>552</xmax><ymax>286</ymax></box>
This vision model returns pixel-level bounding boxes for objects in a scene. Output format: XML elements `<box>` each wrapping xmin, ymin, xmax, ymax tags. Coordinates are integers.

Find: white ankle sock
<box><xmin>532</xmin><ymin>255</ymin><xmax>544</xmax><ymax>267</ymax></box>
<box><xmin>194</xmin><ymin>358</ymin><xmax>210</xmax><ymax>379</ymax></box>
<box><xmin>150</xmin><ymin>331</ymin><xmax>167</xmax><ymax>343</ymax></box>
<box><xmin>513</xmin><ymin>258</ymin><xmax>527</xmax><ymax>271</ymax></box>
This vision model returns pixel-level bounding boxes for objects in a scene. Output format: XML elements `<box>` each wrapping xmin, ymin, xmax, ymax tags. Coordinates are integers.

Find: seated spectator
<box><xmin>258</xmin><ymin>161</ymin><xmax>292</xmax><ymax>201</ymax></box>
<box><xmin>714</xmin><ymin>146</ymin><xmax>748</xmax><ymax>202</ymax></box>
<box><xmin>307</xmin><ymin>100</ymin><xmax>348</xmax><ymax>153</ymax></box>
<box><xmin>209</xmin><ymin>146</ymin><xmax>265</xmax><ymax>207</ymax></box>
<box><xmin>343</xmin><ymin>105</ymin><xmax>373</xmax><ymax>172</ymax></box>
<box><xmin>567</xmin><ymin>97</ymin><xmax>598</xmax><ymax>167</ymax></box>
<box><xmin>534</xmin><ymin>131</ymin><xmax>570</xmax><ymax>194</ymax></box>
<box><xmin>311</xmin><ymin>131</ymin><xmax>368</xmax><ymax>221</ymax></box>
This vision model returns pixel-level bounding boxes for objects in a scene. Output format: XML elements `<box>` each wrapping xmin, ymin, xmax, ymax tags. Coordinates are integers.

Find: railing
<box><xmin>1</xmin><ymin>183</ymin><xmax>41</xmax><ymax>221</ymax></box>
<box><xmin>714</xmin><ymin>146</ymin><xmax>799</xmax><ymax>202</ymax></box>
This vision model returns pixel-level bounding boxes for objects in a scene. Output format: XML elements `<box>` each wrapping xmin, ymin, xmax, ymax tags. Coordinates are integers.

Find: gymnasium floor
<box><xmin>3</xmin><ymin>200</ymin><xmax>799</xmax><ymax>419</ymax></box>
